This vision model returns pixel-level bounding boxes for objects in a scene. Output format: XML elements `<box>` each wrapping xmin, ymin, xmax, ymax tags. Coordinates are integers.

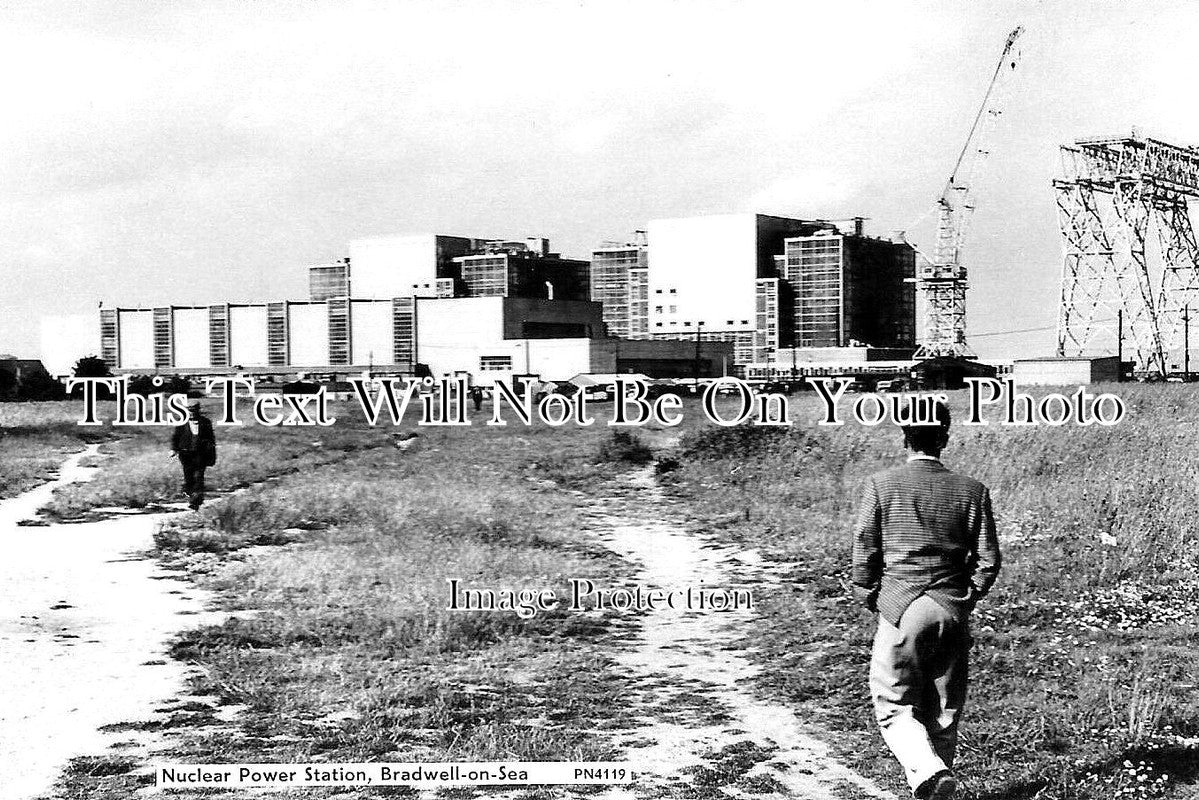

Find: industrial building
<box><xmin>342</xmin><ymin>234</ymin><xmax>474</xmax><ymax>300</ymax></box>
<box><xmin>640</xmin><ymin>214</ymin><xmax>833</xmax><ymax>370</ymax></box>
<box><xmin>1013</xmin><ymin>356</ymin><xmax>1123</xmax><ymax>385</ymax></box>
<box><xmin>96</xmin><ymin>233</ymin><xmax>725</xmax><ymax>385</ymax></box>
<box><xmin>99</xmin><ymin>295</ymin><xmax>727</xmax><ymax>384</ymax></box>
<box><xmin>308</xmin><ymin>259</ymin><xmax>351</xmax><ymax>301</ymax></box>
<box><xmin>782</xmin><ymin>223</ymin><xmax>916</xmax><ymax>349</ymax></box>
<box><xmin>416</xmin><ymin>297</ymin><xmax>728</xmax><ymax>381</ymax></box>
<box><xmin>592</xmin><ymin>214</ymin><xmax>917</xmax><ymax>375</ymax></box>
<box><xmin>744</xmin><ymin>346</ymin><xmax>916</xmax><ymax>382</ymax></box>
<box><xmin>590</xmin><ymin>235</ymin><xmax>649</xmax><ymax>340</ymax></box>
<box><xmin>454</xmin><ymin>239</ymin><xmax>590</xmax><ymax>301</ymax></box>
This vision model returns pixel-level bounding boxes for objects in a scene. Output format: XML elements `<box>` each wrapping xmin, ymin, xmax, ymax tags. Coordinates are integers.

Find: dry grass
<box><xmin>34</xmin><ymin>386</ymin><xmax>1199</xmax><ymax>799</ymax></box>
<box><xmin>38</xmin><ymin>402</ymin><xmax>392</xmax><ymax>518</ymax></box>
<box><xmin>0</xmin><ymin>401</ymin><xmax>109</xmax><ymax>499</ymax></box>
<box><xmin>50</xmin><ymin>419</ymin><xmax>640</xmax><ymax>799</ymax></box>
<box><xmin>668</xmin><ymin>386</ymin><xmax>1199</xmax><ymax>800</ymax></box>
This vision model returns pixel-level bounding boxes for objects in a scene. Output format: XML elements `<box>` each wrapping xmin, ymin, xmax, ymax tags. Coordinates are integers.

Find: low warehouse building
<box><xmin>1013</xmin><ymin>356</ymin><xmax>1123</xmax><ymax>385</ymax></box>
<box><xmin>96</xmin><ymin>296</ymin><xmax>728</xmax><ymax>385</ymax></box>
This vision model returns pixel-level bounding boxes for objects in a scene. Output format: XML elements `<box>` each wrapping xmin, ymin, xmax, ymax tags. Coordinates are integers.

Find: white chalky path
<box><xmin>0</xmin><ymin>446</ymin><xmax>215</xmax><ymax>800</ymax></box>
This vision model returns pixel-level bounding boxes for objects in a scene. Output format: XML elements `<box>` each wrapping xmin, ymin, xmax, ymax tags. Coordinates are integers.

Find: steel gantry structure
<box><xmin>1055</xmin><ymin>132</ymin><xmax>1199</xmax><ymax>377</ymax></box>
<box><xmin>914</xmin><ymin>26</ymin><xmax>1024</xmax><ymax>360</ymax></box>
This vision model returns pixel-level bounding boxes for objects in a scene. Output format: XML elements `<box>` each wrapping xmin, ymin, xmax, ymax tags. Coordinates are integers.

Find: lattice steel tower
<box><xmin>914</xmin><ymin>27</ymin><xmax>1024</xmax><ymax>360</ymax></box>
<box><xmin>1055</xmin><ymin>133</ymin><xmax>1199</xmax><ymax>377</ymax></box>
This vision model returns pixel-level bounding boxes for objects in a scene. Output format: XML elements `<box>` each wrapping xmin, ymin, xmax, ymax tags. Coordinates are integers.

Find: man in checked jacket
<box><xmin>852</xmin><ymin>400</ymin><xmax>1001</xmax><ymax>800</ymax></box>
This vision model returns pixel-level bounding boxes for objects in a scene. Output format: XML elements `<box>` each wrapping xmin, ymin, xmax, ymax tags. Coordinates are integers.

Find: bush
<box><xmin>595</xmin><ymin>431</ymin><xmax>653</xmax><ymax>465</ymax></box>
<box><xmin>680</xmin><ymin>425</ymin><xmax>799</xmax><ymax>461</ymax></box>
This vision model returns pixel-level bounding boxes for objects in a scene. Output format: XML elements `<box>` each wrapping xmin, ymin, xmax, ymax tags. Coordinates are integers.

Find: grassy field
<box><xmin>49</xmin><ymin>406</ymin><xmax>663</xmax><ymax>799</ymax></box>
<box><xmin>0</xmin><ymin>401</ymin><xmax>109</xmax><ymax>499</ymax></box>
<box><xmin>14</xmin><ymin>384</ymin><xmax>1199</xmax><ymax>799</ymax></box>
<box><xmin>665</xmin><ymin>385</ymin><xmax>1199</xmax><ymax>800</ymax></box>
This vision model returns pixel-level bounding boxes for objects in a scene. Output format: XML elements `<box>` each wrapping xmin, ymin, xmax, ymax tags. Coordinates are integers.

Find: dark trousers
<box><xmin>179</xmin><ymin>455</ymin><xmax>207</xmax><ymax>509</ymax></box>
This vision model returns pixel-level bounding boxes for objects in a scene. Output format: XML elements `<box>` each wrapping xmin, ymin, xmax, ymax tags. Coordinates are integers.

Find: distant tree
<box><xmin>127</xmin><ymin>374</ymin><xmax>157</xmax><ymax>396</ymax></box>
<box><xmin>128</xmin><ymin>374</ymin><xmax>192</xmax><ymax>397</ymax></box>
<box><xmin>70</xmin><ymin>355</ymin><xmax>114</xmax><ymax>399</ymax></box>
<box><xmin>16</xmin><ymin>368</ymin><xmax>65</xmax><ymax>401</ymax></box>
<box><xmin>0</xmin><ymin>367</ymin><xmax>16</xmax><ymax>400</ymax></box>
<box><xmin>72</xmin><ymin>355</ymin><xmax>112</xmax><ymax>378</ymax></box>
<box><xmin>163</xmin><ymin>375</ymin><xmax>192</xmax><ymax>396</ymax></box>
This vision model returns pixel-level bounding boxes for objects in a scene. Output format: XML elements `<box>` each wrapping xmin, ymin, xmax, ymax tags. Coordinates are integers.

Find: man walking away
<box><xmin>851</xmin><ymin>400</ymin><xmax>1000</xmax><ymax>799</ymax></box>
<box><xmin>171</xmin><ymin>398</ymin><xmax>216</xmax><ymax>511</ymax></box>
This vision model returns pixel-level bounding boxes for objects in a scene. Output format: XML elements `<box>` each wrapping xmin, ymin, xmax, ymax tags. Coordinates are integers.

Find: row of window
<box><xmin>652</xmin><ymin>319</ymin><xmax>751</xmax><ymax>328</ymax></box>
<box><xmin>479</xmin><ymin>355</ymin><xmax>513</xmax><ymax>371</ymax></box>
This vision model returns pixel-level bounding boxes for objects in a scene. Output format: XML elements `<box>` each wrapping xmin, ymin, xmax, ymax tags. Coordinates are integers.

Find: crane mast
<box><xmin>914</xmin><ymin>26</ymin><xmax>1024</xmax><ymax>359</ymax></box>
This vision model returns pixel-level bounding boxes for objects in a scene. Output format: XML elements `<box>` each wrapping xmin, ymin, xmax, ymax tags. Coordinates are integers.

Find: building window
<box><xmin>480</xmin><ymin>355</ymin><xmax>513</xmax><ymax>371</ymax></box>
<box><xmin>100</xmin><ymin>309</ymin><xmax>118</xmax><ymax>367</ymax></box>
<box><xmin>669</xmin><ymin>289</ymin><xmax>677</xmax><ymax>294</ymax></box>
<box><xmin>655</xmin><ymin>322</ymin><xmax>663</xmax><ymax>327</ymax></box>
<box><xmin>153</xmin><ymin>307</ymin><xmax>172</xmax><ymax>369</ymax></box>
<box><xmin>328</xmin><ymin>298</ymin><xmax>350</xmax><ymax>365</ymax></box>
<box><xmin>267</xmin><ymin>302</ymin><xmax>287</xmax><ymax>366</ymax></box>
<box><xmin>669</xmin><ymin>305</ymin><xmax>677</xmax><ymax>313</ymax></box>
<box><xmin>655</xmin><ymin>305</ymin><xmax>664</xmax><ymax>313</ymax></box>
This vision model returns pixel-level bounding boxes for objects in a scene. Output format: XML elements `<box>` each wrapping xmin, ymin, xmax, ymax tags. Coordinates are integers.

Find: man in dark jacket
<box><xmin>170</xmin><ymin>398</ymin><xmax>216</xmax><ymax>510</ymax></box>
<box><xmin>851</xmin><ymin>400</ymin><xmax>1000</xmax><ymax>800</ymax></box>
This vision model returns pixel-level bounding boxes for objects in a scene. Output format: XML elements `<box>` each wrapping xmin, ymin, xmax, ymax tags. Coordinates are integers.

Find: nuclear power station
<box><xmin>31</xmin><ymin>24</ymin><xmax>1199</xmax><ymax>388</ymax></box>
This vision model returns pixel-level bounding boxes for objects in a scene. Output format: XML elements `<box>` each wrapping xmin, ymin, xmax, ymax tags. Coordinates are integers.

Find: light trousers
<box><xmin>869</xmin><ymin>593</ymin><xmax>970</xmax><ymax>794</ymax></box>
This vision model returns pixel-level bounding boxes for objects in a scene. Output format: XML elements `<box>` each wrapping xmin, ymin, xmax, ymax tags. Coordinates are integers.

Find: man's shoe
<box><xmin>916</xmin><ymin>771</ymin><xmax>958</xmax><ymax>800</ymax></box>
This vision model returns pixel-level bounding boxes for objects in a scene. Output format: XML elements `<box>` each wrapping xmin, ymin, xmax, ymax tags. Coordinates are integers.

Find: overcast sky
<box><xmin>3</xmin><ymin>0</ymin><xmax>1197</xmax><ymax>360</ymax></box>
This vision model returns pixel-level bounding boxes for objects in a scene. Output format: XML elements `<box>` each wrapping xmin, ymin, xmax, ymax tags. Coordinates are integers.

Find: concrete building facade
<box><xmin>100</xmin><ymin>295</ymin><xmax>724</xmax><ymax>385</ymax></box>
<box><xmin>590</xmin><ymin>237</ymin><xmax>650</xmax><ymax>340</ymax></box>
<box><xmin>95</xmin><ymin>231</ymin><xmax>722</xmax><ymax>384</ymax></box>
<box><xmin>588</xmin><ymin>214</ymin><xmax>918</xmax><ymax>375</ymax></box>
<box><xmin>308</xmin><ymin>259</ymin><xmax>351</xmax><ymax>301</ymax></box>
<box><xmin>1012</xmin><ymin>356</ymin><xmax>1123</xmax><ymax>385</ymax></box>
<box><xmin>455</xmin><ymin>241</ymin><xmax>590</xmax><ymax>302</ymax></box>
<box><xmin>783</xmin><ymin>230</ymin><xmax>916</xmax><ymax>349</ymax></box>
<box><xmin>345</xmin><ymin>234</ymin><xmax>474</xmax><ymax>300</ymax></box>
<box><xmin>641</xmin><ymin>214</ymin><xmax>833</xmax><ymax>374</ymax></box>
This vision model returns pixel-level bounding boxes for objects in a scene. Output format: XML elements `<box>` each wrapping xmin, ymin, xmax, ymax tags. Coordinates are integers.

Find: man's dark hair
<box><xmin>902</xmin><ymin>399</ymin><xmax>951</xmax><ymax>454</ymax></box>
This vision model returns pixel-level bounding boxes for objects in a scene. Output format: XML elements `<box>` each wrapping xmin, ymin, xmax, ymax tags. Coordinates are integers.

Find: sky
<box><xmin>3</xmin><ymin>0</ymin><xmax>1198</xmax><ymax>361</ymax></box>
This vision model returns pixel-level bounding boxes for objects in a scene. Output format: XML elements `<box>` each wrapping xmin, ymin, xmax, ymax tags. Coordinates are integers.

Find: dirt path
<box><xmin>0</xmin><ymin>446</ymin><xmax>218</xmax><ymax>800</ymax></box>
<box><xmin>588</xmin><ymin>467</ymin><xmax>896</xmax><ymax>800</ymax></box>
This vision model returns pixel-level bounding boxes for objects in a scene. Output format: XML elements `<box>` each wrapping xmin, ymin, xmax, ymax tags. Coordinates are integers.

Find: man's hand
<box><xmin>853</xmin><ymin>584</ymin><xmax>879</xmax><ymax>613</ymax></box>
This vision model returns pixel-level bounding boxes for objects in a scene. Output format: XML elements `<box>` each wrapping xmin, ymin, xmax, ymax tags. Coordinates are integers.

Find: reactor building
<box><xmin>590</xmin><ymin>214</ymin><xmax>917</xmax><ymax>378</ymax></box>
<box><xmin>94</xmin><ymin>234</ymin><xmax>730</xmax><ymax>384</ymax></box>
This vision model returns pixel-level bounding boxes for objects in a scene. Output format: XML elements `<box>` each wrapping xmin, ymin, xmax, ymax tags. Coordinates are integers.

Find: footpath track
<box><xmin>582</xmin><ymin>467</ymin><xmax>895</xmax><ymax>800</ymax></box>
<box><xmin>0</xmin><ymin>446</ymin><xmax>217</xmax><ymax>800</ymax></box>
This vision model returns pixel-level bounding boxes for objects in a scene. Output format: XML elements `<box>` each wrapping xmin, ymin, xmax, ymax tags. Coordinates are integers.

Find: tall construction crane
<box><xmin>914</xmin><ymin>26</ymin><xmax>1024</xmax><ymax>359</ymax></box>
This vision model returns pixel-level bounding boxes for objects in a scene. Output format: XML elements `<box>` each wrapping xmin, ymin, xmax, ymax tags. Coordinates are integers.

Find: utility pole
<box><xmin>1185</xmin><ymin>305</ymin><xmax>1191</xmax><ymax>381</ymax></box>
<box><xmin>1117</xmin><ymin>309</ymin><xmax>1123</xmax><ymax>380</ymax></box>
<box><xmin>694</xmin><ymin>321</ymin><xmax>703</xmax><ymax>390</ymax></box>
